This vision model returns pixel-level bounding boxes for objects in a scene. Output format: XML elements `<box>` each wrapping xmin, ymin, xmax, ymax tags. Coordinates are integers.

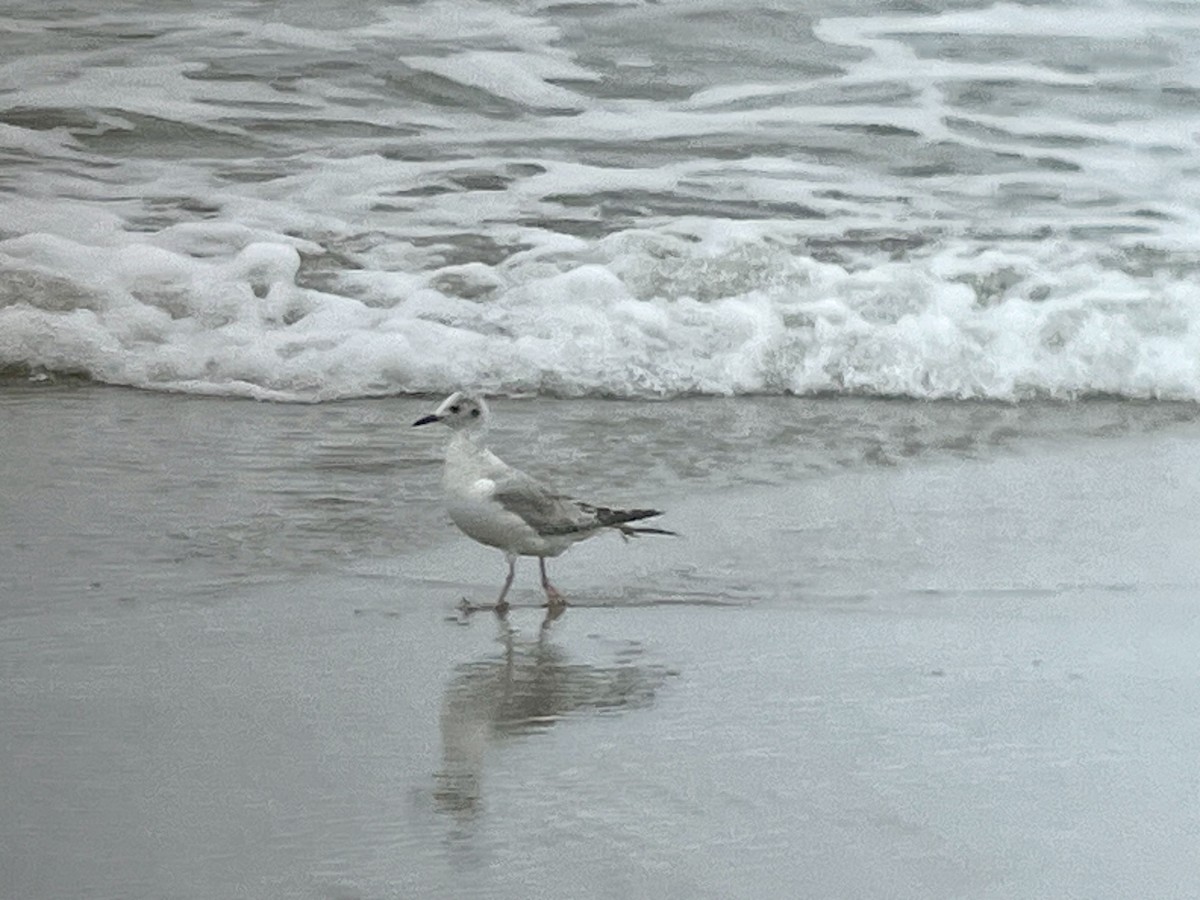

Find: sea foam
<box><xmin>4</xmin><ymin>220</ymin><xmax>1199</xmax><ymax>402</ymax></box>
<box><xmin>2</xmin><ymin>0</ymin><xmax>1198</xmax><ymax>402</ymax></box>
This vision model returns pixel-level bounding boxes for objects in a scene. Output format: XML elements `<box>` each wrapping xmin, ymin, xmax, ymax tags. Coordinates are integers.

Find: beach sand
<box><xmin>2</xmin><ymin>385</ymin><xmax>1198</xmax><ymax>899</ymax></box>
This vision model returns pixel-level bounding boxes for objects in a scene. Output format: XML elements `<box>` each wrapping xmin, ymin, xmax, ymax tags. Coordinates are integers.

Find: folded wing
<box><xmin>492</xmin><ymin>470</ymin><xmax>674</xmax><ymax>538</ymax></box>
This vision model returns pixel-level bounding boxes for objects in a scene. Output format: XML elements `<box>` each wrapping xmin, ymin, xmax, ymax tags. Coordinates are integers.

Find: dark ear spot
<box><xmin>470</xmin><ymin>408</ymin><xmax>481</xmax><ymax>418</ymax></box>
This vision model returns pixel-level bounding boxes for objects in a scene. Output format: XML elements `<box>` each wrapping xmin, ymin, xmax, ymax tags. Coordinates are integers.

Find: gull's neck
<box><xmin>446</xmin><ymin>426</ymin><xmax>489</xmax><ymax>463</ymax></box>
<box><xmin>443</xmin><ymin>426</ymin><xmax>493</xmax><ymax>486</ymax></box>
<box><xmin>449</xmin><ymin>424</ymin><xmax>487</xmax><ymax>447</ymax></box>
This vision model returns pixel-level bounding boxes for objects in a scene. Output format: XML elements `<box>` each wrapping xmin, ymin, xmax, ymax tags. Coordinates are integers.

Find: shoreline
<box><xmin>3</xmin><ymin>385</ymin><xmax>1199</xmax><ymax>899</ymax></box>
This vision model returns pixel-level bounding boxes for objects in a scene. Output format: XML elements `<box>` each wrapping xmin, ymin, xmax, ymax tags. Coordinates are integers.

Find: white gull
<box><xmin>413</xmin><ymin>391</ymin><xmax>675</xmax><ymax>610</ymax></box>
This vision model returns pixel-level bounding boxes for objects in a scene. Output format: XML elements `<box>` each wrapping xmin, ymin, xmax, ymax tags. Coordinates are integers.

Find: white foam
<box><xmin>405</xmin><ymin>51</ymin><xmax>597</xmax><ymax>110</ymax></box>
<box><xmin>0</xmin><ymin>123</ymin><xmax>79</xmax><ymax>157</ymax></box>
<box><xmin>820</xmin><ymin>1</ymin><xmax>1200</xmax><ymax>41</ymax></box>
<box><xmin>5</xmin><ymin>221</ymin><xmax>1200</xmax><ymax>401</ymax></box>
<box><xmin>2</xmin><ymin>0</ymin><xmax>1198</xmax><ymax>402</ymax></box>
<box><xmin>359</xmin><ymin>0</ymin><xmax>562</xmax><ymax>49</ymax></box>
<box><xmin>5</xmin><ymin>59</ymin><xmax>288</xmax><ymax>129</ymax></box>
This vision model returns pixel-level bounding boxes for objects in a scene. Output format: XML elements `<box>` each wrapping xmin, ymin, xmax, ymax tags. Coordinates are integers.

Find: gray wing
<box><xmin>491</xmin><ymin>470</ymin><xmax>597</xmax><ymax>537</ymax></box>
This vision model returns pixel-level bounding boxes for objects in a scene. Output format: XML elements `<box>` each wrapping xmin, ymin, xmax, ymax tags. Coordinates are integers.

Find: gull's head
<box><xmin>412</xmin><ymin>391</ymin><xmax>489</xmax><ymax>432</ymax></box>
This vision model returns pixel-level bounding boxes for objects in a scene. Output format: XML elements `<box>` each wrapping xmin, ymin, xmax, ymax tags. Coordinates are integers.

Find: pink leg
<box><xmin>495</xmin><ymin>555</ymin><xmax>516</xmax><ymax>611</ymax></box>
<box><xmin>539</xmin><ymin>558</ymin><xmax>565</xmax><ymax>606</ymax></box>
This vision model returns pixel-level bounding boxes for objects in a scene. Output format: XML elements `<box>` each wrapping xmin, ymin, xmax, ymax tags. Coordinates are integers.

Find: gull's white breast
<box><xmin>441</xmin><ymin>434</ymin><xmax>568</xmax><ymax>557</ymax></box>
<box><xmin>445</xmin><ymin>479</ymin><xmax>543</xmax><ymax>555</ymax></box>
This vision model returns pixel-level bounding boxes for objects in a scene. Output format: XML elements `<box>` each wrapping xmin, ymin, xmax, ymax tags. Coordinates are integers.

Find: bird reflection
<box><xmin>434</xmin><ymin>609</ymin><xmax>671</xmax><ymax>819</ymax></box>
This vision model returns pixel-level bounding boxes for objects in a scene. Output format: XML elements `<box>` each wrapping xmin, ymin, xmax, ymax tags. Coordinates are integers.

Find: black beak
<box><xmin>412</xmin><ymin>414</ymin><xmax>441</xmax><ymax>427</ymax></box>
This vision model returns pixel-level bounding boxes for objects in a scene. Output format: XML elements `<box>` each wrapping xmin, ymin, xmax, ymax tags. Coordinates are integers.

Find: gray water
<box><xmin>4</xmin><ymin>1</ymin><xmax>1200</xmax><ymax>894</ymax></box>
<box><xmin>3</xmin><ymin>0</ymin><xmax>1200</xmax><ymax>399</ymax></box>
<box><xmin>4</xmin><ymin>384</ymin><xmax>1199</xmax><ymax>607</ymax></box>
<box><xmin>4</xmin><ymin>385</ymin><xmax>1200</xmax><ymax>898</ymax></box>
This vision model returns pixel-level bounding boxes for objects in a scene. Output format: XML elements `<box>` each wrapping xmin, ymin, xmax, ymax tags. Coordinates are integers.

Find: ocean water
<box><xmin>3</xmin><ymin>0</ymin><xmax>1200</xmax><ymax>400</ymax></box>
<box><xmin>4</xmin><ymin>386</ymin><xmax>1200</xmax><ymax>900</ymax></box>
<box><xmin>5</xmin><ymin>5</ymin><xmax>1200</xmax><ymax>898</ymax></box>
<box><xmin>6</xmin><ymin>384</ymin><xmax>1197</xmax><ymax>609</ymax></box>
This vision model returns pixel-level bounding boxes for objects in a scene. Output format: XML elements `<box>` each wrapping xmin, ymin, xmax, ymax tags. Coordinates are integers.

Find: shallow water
<box><xmin>4</xmin><ymin>383</ymin><xmax>1199</xmax><ymax>606</ymax></box>
<box><xmin>12</xmin><ymin>589</ymin><xmax>1199</xmax><ymax>900</ymax></box>
<box><xmin>3</xmin><ymin>386</ymin><xmax>1200</xmax><ymax>899</ymax></box>
<box><xmin>5</xmin><ymin>2</ymin><xmax>1200</xmax><ymax>893</ymax></box>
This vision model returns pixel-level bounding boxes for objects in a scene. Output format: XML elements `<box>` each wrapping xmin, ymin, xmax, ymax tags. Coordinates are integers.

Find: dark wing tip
<box><xmin>583</xmin><ymin>505</ymin><xmax>663</xmax><ymax>527</ymax></box>
<box><xmin>618</xmin><ymin>524</ymin><xmax>678</xmax><ymax>537</ymax></box>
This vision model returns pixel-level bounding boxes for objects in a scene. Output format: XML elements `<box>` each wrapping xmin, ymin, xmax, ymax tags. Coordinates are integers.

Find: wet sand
<box><xmin>3</xmin><ymin>385</ymin><xmax>1199</xmax><ymax>899</ymax></box>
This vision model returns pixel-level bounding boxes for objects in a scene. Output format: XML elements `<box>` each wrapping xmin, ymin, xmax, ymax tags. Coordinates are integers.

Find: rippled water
<box><xmin>4</xmin><ymin>4</ymin><xmax>1200</xmax><ymax>893</ymax></box>
<box><xmin>4</xmin><ymin>383</ymin><xmax>1198</xmax><ymax>607</ymax></box>
<box><xmin>3</xmin><ymin>0</ymin><xmax>1200</xmax><ymax>398</ymax></box>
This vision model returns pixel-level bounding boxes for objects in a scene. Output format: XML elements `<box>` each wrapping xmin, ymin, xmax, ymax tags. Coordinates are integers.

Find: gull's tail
<box><xmin>583</xmin><ymin>505</ymin><xmax>678</xmax><ymax>538</ymax></box>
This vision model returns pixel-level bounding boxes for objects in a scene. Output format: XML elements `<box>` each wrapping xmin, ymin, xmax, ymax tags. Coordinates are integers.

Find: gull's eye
<box><xmin>470</xmin><ymin>408</ymin><xmax>481</xmax><ymax>418</ymax></box>
<box><xmin>448</xmin><ymin>404</ymin><xmax>460</xmax><ymax>414</ymax></box>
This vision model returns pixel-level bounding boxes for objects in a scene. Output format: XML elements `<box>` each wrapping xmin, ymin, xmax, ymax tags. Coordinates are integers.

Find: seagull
<box><xmin>413</xmin><ymin>391</ymin><xmax>675</xmax><ymax>611</ymax></box>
